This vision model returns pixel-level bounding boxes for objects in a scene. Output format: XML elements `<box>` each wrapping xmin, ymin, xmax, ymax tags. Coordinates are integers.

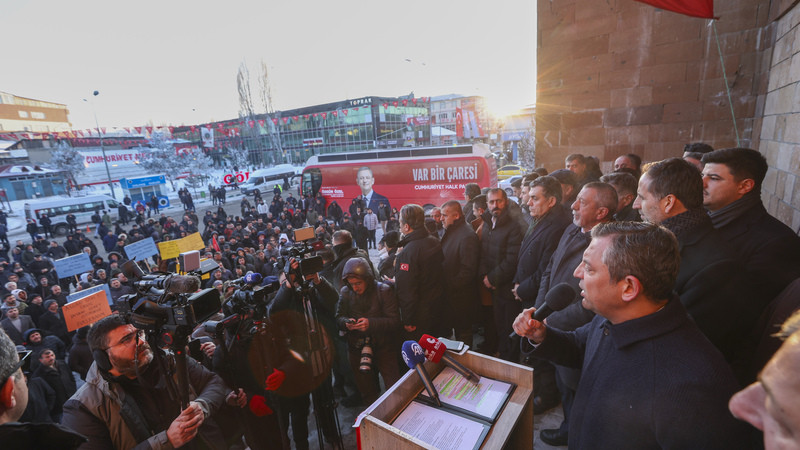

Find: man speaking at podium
<box><xmin>513</xmin><ymin>222</ymin><xmax>748</xmax><ymax>449</ymax></box>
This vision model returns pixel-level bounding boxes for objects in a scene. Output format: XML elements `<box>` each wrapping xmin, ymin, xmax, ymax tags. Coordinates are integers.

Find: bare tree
<box><xmin>237</xmin><ymin>61</ymin><xmax>255</xmax><ymax>118</ymax></box>
<box><xmin>257</xmin><ymin>59</ymin><xmax>287</xmax><ymax>164</ymax></box>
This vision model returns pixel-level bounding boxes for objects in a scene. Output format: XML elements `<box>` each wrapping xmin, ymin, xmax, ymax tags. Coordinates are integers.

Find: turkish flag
<box><xmin>634</xmin><ymin>0</ymin><xmax>713</xmax><ymax>19</ymax></box>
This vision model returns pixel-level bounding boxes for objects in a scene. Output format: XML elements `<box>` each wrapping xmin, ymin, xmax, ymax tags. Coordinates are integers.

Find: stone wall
<box><xmin>759</xmin><ymin>3</ymin><xmax>800</xmax><ymax>231</ymax></box>
<box><xmin>535</xmin><ymin>0</ymin><xmax>774</xmax><ymax>171</ymax></box>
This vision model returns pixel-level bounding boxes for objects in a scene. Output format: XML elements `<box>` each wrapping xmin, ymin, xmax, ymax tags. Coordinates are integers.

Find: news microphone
<box><xmin>418</xmin><ymin>335</ymin><xmax>479</xmax><ymax>383</ymax></box>
<box><xmin>509</xmin><ymin>282</ymin><xmax>577</xmax><ymax>339</ymax></box>
<box><xmin>134</xmin><ymin>274</ymin><xmax>200</xmax><ymax>294</ymax></box>
<box><xmin>401</xmin><ymin>340</ymin><xmax>441</xmax><ymax>407</ymax></box>
<box><xmin>229</xmin><ymin>271</ymin><xmax>263</xmax><ymax>286</ymax></box>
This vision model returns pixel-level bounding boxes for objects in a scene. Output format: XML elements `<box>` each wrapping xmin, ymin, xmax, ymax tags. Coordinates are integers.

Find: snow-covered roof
<box><xmin>0</xmin><ymin>165</ymin><xmax>62</xmax><ymax>177</ymax></box>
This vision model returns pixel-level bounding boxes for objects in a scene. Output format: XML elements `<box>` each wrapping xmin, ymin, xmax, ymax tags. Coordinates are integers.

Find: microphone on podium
<box><xmin>418</xmin><ymin>334</ymin><xmax>480</xmax><ymax>383</ymax></box>
<box><xmin>401</xmin><ymin>340</ymin><xmax>441</xmax><ymax>407</ymax></box>
<box><xmin>509</xmin><ymin>282</ymin><xmax>577</xmax><ymax>340</ymax></box>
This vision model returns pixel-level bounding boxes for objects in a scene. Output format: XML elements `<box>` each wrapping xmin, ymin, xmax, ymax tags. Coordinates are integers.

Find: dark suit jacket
<box><xmin>441</xmin><ymin>218</ymin><xmax>480</xmax><ymax>312</ymax></box>
<box><xmin>669</xmin><ymin>215</ymin><xmax>757</xmax><ymax>363</ymax></box>
<box><xmin>535</xmin><ymin>223</ymin><xmax>592</xmax><ymax>332</ymax></box>
<box><xmin>514</xmin><ymin>205</ymin><xmax>572</xmax><ymax>307</ymax></box>
<box><xmin>1</xmin><ymin>315</ymin><xmax>36</xmax><ymax>345</ymax></box>
<box><xmin>715</xmin><ymin>203</ymin><xmax>800</xmax><ymax>310</ymax></box>
<box><xmin>361</xmin><ymin>191</ymin><xmax>390</xmax><ymax>214</ymax></box>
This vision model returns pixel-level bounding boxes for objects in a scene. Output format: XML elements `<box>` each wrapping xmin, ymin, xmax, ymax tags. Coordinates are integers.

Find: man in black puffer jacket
<box><xmin>336</xmin><ymin>257</ymin><xmax>401</xmax><ymax>404</ymax></box>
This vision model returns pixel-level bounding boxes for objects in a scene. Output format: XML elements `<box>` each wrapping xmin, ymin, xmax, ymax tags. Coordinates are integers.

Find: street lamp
<box><xmin>84</xmin><ymin>91</ymin><xmax>116</xmax><ymax>199</ymax></box>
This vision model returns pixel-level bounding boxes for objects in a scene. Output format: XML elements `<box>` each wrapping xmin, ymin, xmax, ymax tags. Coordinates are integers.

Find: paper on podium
<box><xmin>419</xmin><ymin>366</ymin><xmax>513</xmax><ymax>423</ymax></box>
<box><xmin>391</xmin><ymin>401</ymin><xmax>489</xmax><ymax>450</ymax></box>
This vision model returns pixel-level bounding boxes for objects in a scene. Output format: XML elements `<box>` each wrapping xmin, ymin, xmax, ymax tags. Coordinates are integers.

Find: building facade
<box><xmin>430</xmin><ymin>95</ymin><xmax>492</xmax><ymax>145</ymax></box>
<box><xmin>0</xmin><ymin>91</ymin><xmax>72</xmax><ymax>133</ymax></box>
<box><xmin>535</xmin><ymin>0</ymin><xmax>800</xmax><ymax>229</ymax></box>
<box><xmin>173</xmin><ymin>94</ymin><xmax>432</xmax><ymax>166</ymax></box>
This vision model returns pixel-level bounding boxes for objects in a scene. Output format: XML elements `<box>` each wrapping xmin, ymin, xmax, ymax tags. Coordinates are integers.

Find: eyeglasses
<box><xmin>106</xmin><ymin>329</ymin><xmax>146</xmax><ymax>350</ymax></box>
<box><xmin>1</xmin><ymin>350</ymin><xmax>31</xmax><ymax>382</ymax></box>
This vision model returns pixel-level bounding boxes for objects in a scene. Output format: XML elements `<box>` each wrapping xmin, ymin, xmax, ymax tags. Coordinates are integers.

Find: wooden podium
<box><xmin>357</xmin><ymin>349</ymin><xmax>534</xmax><ymax>449</ymax></box>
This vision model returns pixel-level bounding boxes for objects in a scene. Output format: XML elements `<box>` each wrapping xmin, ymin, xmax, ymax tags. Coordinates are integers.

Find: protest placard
<box><xmin>158</xmin><ymin>232</ymin><xmax>205</xmax><ymax>260</ymax></box>
<box><xmin>67</xmin><ymin>284</ymin><xmax>113</xmax><ymax>306</ymax></box>
<box><xmin>124</xmin><ymin>237</ymin><xmax>158</xmax><ymax>261</ymax></box>
<box><xmin>62</xmin><ymin>290</ymin><xmax>113</xmax><ymax>332</ymax></box>
<box><xmin>53</xmin><ymin>253</ymin><xmax>93</xmax><ymax>279</ymax></box>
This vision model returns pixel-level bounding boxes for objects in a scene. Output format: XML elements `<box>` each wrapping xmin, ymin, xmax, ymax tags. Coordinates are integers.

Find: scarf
<box><xmin>660</xmin><ymin>208</ymin><xmax>710</xmax><ymax>239</ymax></box>
<box><xmin>708</xmin><ymin>190</ymin><xmax>761</xmax><ymax>229</ymax></box>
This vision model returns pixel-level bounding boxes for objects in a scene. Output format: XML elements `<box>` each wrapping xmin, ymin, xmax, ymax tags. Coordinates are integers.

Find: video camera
<box><xmin>116</xmin><ymin>260</ymin><xmax>221</xmax><ymax>332</ymax></box>
<box><xmin>223</xmin><ymin>272</ymin><xmax>281</xmax><ymax>317</ymax></box>
<box><xmin>279</xmin><ymin>226</ymin><xmax>325</xmax><ymax>276</ymax></box>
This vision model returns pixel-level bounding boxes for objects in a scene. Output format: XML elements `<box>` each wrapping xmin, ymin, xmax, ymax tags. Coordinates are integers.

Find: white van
<box><xmin>24</xmin><ymin>194</ymin><xmax>120</xmax><ymax>236</ymax></box>
<box><xmin>238</xmin><ymin>164</ymin><xmax>298</xmax><ymax>196</ymax></box>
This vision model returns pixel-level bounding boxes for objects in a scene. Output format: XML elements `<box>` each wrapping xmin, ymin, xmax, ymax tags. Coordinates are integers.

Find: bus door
<box><xmin>302</xmin><ymin>168</ymin><xmax>322</xmax><ymax>197</ymax></box>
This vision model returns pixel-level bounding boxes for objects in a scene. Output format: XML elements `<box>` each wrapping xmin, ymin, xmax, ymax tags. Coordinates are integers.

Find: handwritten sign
<box><xmin>67</xmin><ymin>284</ymin><xmax>113</xmax><ymax>306</ymax></box>
<box><xmin>53</xmin><ymin>253</ymin><xmax>93</xmax><ymax>279</ymax></box>
<box><xmin>158</xmin><ymin>232</ymin><xmax>206</xmax><ymax>260</ymax></box>
<box><xmin>124</xmin><ymin>237</ymin><xmax>158</xmax><ymax>261</ymax></box>
<box><xmin>62</xmin><ymin>290</ymin><xmax>113</xmax><ymax>332</ymax></box>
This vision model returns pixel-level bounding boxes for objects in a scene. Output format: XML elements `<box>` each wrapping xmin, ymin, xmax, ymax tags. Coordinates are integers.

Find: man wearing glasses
<box><xmin>62</xmin><ymin>315</ymin><xmax>228</xmax><ymax>449</ymax></box>
<box><xmin>0</xmin><ymin>329</ymin><xmax>85</xmax><ymax>447</ymax></box>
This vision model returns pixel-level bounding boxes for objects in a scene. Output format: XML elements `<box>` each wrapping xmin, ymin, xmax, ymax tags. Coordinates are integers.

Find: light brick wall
<box><xmin>759</xmin><ymin>4</ymin><xmax>800</xmax><ymax>232</ymax></box>
<box><xmin>536</xmin><ymin>0</ymin><xmax>774</xmax><ymax>171</ymax></box>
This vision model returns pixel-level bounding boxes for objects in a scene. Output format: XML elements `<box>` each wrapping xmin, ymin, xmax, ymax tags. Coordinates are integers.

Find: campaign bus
<box><xmin>301</xmin><ymin>144</ymin><xmax>497</xmax><ymax>212</ymax></box>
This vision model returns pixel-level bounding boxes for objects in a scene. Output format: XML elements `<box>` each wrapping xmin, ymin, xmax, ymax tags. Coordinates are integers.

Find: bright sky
<box><xmin>3</xmin><ymin>0</ymin><xmax>536</xmax><ymax>130</ymax></box>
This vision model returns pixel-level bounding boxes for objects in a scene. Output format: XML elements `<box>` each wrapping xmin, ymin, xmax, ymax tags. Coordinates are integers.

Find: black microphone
<box><xmin>509</xmin><ymin>282</ymin><xmax>577</xmax><ymax>339</ymax></box>
<box><xmin>401</xmin><ymin>340</ymin><xmax>441</xmax><ymax>407</ymax></box>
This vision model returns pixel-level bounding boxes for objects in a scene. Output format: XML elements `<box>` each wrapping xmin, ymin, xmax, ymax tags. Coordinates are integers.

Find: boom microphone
<box><xmin>509</xmin><ymin>282</ymin><xmax>577</xmax><ymax>339</ymax></box>
<box><xmin>418</xmin><ymin>335</ymin><xmax>479</xmax><ymax>383</ymax></box>
<box><xmin>135</xmin><ymin>274</ymin><xmax>200</xmax><ymax>294</ymax></box>
<box><xmin>401</xmin><ymin>340</ymin><xmax>441</xmax><ymax>407</ymax></box>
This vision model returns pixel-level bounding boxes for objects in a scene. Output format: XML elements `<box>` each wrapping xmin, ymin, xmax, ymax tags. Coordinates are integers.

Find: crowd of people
<box><xmin>0</xmin><ymin>144</ymin><xmax>799</xmax><ymax>449</ymax></box>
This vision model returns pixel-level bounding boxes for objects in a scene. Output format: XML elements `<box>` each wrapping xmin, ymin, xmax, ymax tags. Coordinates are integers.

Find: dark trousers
<box><xmin>367</xmin><ymin>229</ymin><xmax>377</xmax><ymax>248</ymax></box>
<box><xmin>348</xmin><ymin>345</ymin><xmax>400</xmax><ymax>405</ymax></box>
<box><xmin>493</xmin><ymin>294</ymin><xmax>522</xmax><ymax>361</ymax></box>
<box><xmin>277</xmin><ymin>394</ymin><xmax>310</xmax><ymax>450</ymax></box>
<box><xmin>555</xmin><ymin>368</ymin><xmax>577</xmax><ymax>437</ymax></box>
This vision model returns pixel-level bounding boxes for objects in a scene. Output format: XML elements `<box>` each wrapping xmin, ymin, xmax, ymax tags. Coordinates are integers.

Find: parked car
<box><xmin>497</xmin><ymin>164</ymin><xmax>526</xmax><ymax>180</ymax></box>
<box><xmin>498</xmin><ymin>175</ymin><xmax>522</xmax><ymax>197</ymax></box>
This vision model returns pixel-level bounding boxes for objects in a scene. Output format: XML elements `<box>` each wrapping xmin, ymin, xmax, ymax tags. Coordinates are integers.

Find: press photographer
<box><xmin>204</xmin><ymin>273</ymin><xmax>302</xmax><ymax>450</ymax></box>
<box><xmin>62</xmin><ymin>314</ymin><xmax>228</xmax><ymax>449</ymax></box>
<box><xmin>335</xmin><ymin>257</ymin><xmax>401</xmax><ymax>405</ymax></box>
<box><xmin>268</xmin><ymin>233</ymin><xmax>342</xmax><ymax>449</ymax></box>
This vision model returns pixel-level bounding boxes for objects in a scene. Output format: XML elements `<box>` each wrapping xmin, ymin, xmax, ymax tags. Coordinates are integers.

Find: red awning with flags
<box><xmin>635</xmin><ymin>0</ymin><xmax>713</xmax><ymax>19</ymax></box>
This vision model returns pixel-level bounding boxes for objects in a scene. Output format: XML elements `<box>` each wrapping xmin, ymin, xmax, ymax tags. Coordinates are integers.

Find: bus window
<box><xmin>82</xmin><ymin>201</ymin><xmax>104</xmax><ymax>213</ymax></box>
<box><xmin>107</xmin><ymin>199</ymin><xmax>119</xmax><ymax>208</ymax></box>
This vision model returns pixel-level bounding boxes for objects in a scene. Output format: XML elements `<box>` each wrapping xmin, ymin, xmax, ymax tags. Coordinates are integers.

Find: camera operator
<box><xmin>336</xmin><ymin>257</ymin><xmax>401</xmax><ymax>405</ymax></box>
<box><xmin>206</xmin><ymin>304</ymin><xmax>303</xmax><ymax>450</ymax></box>
<box><xmin>269</xmin><ymin>257</ymin><xmax>340</xmax><ymax>450</ymax></box>
<box><xmin>62</xmin><ymin>315</ymin><xmax>228</xmax><ymax>449</ymax></box>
